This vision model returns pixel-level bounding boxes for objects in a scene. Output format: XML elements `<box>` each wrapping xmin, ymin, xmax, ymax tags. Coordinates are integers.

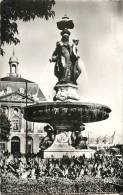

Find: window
<box><xmin>13</xmin><ymin>108</ymin><xmax>19</xmax><ymax>116</ymax></box>
<box><xmin>1</xmin><ymin>106</ymin><xmax>9</xmax><ymax>116</ymax></box>
<box><xmin>0</xmin><ymin>142</ymin><xmax>7</xmax><ymax>152</ymax></box>
<box><xmin>12</xmin><ymin>118</ymin><xmax>20</xmax><ymax>131</ymax></box>
<box><xmin>11</xmin><ymin>108</ymin><xmax>21</xmax><ymax>132</ymax></box>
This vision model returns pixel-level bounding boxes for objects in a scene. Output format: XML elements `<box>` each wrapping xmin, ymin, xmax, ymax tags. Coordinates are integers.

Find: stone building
<box><xmin>0</xmin><ymin>51</ymin><xmax>46</xmax><ymax>154</ymax></box>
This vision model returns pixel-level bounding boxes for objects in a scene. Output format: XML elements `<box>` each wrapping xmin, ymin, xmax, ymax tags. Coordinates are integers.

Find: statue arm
<box><xmin>72</xmin><ymin>44</ymin><xmax>80</xmax><ymax>59</ymax></box>
<box><xmin>50</xmin><ymin>41</ymin><xmax>61</xmax><ymax>62</ymax></box>
<box><xmin>51</xmin><ymin>51</ymin><xmax>58</xmax><ymax>62</ymax></box>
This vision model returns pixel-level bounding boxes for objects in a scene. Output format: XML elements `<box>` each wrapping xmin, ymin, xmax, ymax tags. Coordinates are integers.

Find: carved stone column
<box><xmin>54</xmin><ymin>83</ymin><xmax>79</xmax><ymax>101</ymax></box>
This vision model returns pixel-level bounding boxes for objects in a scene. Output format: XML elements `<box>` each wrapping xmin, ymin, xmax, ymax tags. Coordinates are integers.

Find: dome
<box><xmin>9</xmin><ymin>55</ymin><xmax>19</xmax><ymax>64</ymax></box>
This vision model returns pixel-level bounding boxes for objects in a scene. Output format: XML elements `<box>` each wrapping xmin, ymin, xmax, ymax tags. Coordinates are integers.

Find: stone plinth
<box><xmin>44</xmin><ymin>148</ymin><xmax>95</xmax><ymax>159</ymax></box>
<box><xmin>43</xmin><ymin>132</ymin><xmax>95</xmax><ymax>158</ymax></box>
<box><xmin>54</xmin><ymin>83</ymin><xmax>79</xmax><ymax>101</ymax></box>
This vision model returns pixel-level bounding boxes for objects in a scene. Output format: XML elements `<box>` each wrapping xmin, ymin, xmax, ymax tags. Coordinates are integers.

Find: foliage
<box><xmin>0</xmin><ymin>109</ymin><xmax>11</xmax><ymax>141</ymax></box>
<box><xmin>1</xmin><ymin>176</ymin><xmax>118</xmax><ymax>194</ymax></box>
<box><xmin>1</xmin><ymin>0</ymin><xmax>55</xmax><ymax>55</ymax></box>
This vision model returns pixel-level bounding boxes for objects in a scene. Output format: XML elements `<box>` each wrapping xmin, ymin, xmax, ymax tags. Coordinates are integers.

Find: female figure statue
<box><xmin>50</xmin><ymin>29</ymin><xmax>81</xmax><ymax>85</ymax></box>
<box><xmin>71</xmin><ymin>39</ymin><xmax>81</xmax><ymax>84</ymax></box>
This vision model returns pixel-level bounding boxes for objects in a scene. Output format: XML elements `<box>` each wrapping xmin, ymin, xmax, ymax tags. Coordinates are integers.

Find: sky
<box><xmin>0</xmin><ymin>0</ymin><xmax>123</xmax><ymax>143</ymax></box>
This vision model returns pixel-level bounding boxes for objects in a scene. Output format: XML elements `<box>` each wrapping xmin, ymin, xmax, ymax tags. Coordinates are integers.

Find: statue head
<box><xmin>61</xmin><ymin>28</ymin><xmax>70</xmax><ymax>42</ymax></box>
<box><xmin>73</xmin><ymin>39</ymin><xmax>79</xmax><ymax>45</ymax></box>
<box><xmin>44</xmin><ymin>124</ymin><xmax>53</xmax><ymax>133</ymax></box>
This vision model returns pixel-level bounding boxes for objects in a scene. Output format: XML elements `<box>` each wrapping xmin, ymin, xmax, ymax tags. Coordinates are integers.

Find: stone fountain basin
<box><xmin>24</xmin><ymin>101</ymin><xmax>111</xmax><ymax>125</ymax></box>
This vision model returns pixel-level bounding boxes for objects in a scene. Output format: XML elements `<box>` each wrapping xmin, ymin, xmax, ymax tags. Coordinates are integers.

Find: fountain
<box><xmin>24</xmin><ymin>15</ymin><xmax>111</xmax><ymax>158</ymax></box>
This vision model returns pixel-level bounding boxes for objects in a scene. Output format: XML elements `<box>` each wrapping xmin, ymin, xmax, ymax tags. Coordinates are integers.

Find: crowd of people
<box><xmin>0</xmin><ymin>153</ymin><xmax>123</xmax><ymax>180</ymax></box>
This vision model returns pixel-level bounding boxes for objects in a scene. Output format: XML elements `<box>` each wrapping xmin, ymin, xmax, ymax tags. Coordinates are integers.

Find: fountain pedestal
<box><xmin>54</xmin><ymin>83</ymin><xmax>79</xmax><ymax>101</ymax></box>
<box><xmin>44</xmin><ymin>132</ymin><xmax>95</xmax><ymax>158</ymax></box>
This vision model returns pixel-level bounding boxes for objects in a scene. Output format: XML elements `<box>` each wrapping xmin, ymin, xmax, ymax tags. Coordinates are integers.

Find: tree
<box><xmin>0</xmin><ymin>109</ymin><xmax>11</xmax><ymax>142</ymax></box>
<box><xmin>1</xmin><ymin>0</ymin><xmax>55</xmax><ymax>55</ymax></box>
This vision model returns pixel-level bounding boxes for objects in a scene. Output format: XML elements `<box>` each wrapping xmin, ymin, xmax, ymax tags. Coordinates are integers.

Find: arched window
<box><xmin>11</xmin><ymin>64</ymin><xmax>16</xmax><ymax>74</ymax></box>
<box><xmin>11</xmin><ymin>108</ymin><xmax>21</xmax><ymax>131</ymax></box>
<box><xmin>13</xmin><ymin>108</ymin><xmax>19</xmax><ymax>116</ymax></box>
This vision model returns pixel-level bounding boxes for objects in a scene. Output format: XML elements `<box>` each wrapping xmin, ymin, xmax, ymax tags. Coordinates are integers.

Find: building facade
<box><xmin>0</xmin><ymin>51</ymin><xmax>46</xmax><ymax>155</ymax></box>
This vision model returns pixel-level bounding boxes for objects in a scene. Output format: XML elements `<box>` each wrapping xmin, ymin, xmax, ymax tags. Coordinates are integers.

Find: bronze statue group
<box><xmin>50</xmin><ymin>28</ymin><xmax>81</xmax><ymax>85</ymax></box>
<box><xmin>39</xmin><ymin>124</ymin><xmax>87</xmax><ymax>151</ymax></box>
